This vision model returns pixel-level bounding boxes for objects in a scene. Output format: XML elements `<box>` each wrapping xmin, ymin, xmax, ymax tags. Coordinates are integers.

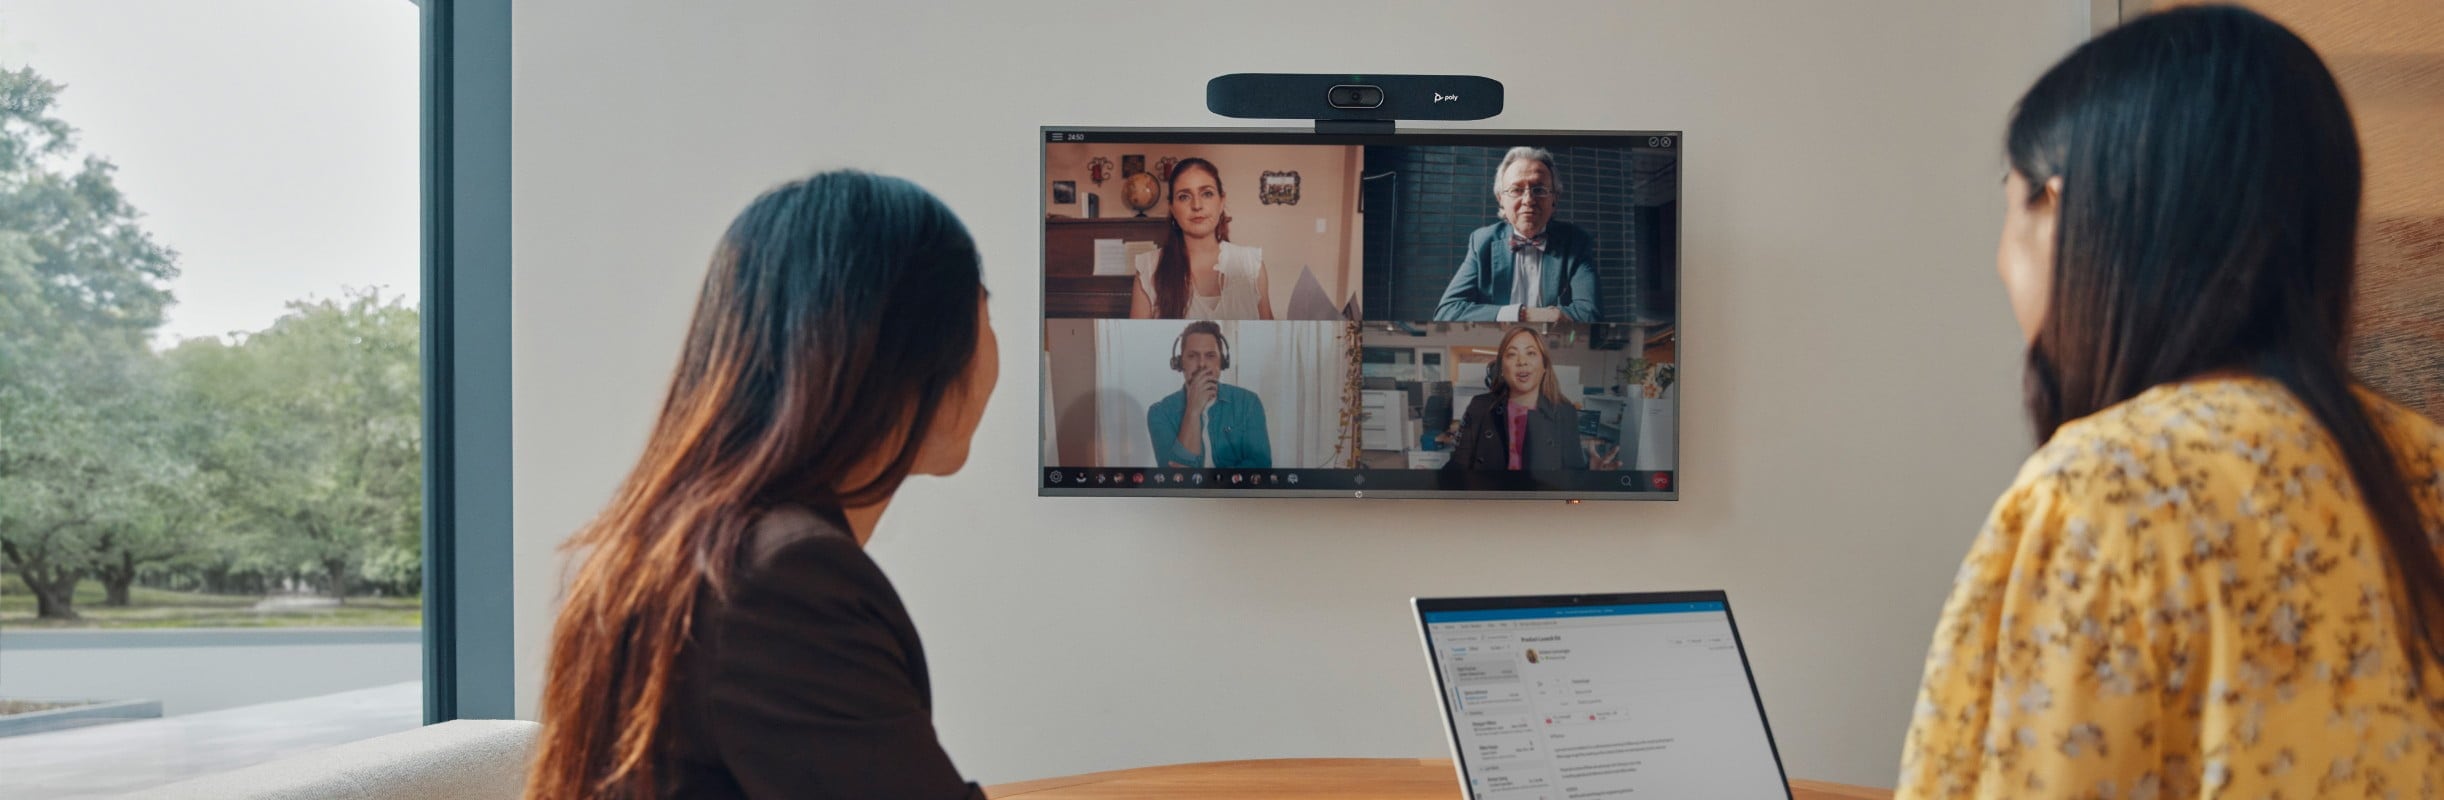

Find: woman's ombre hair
<box><xmin>526</xmin><ymin>170</ymin><xmax>983</xmax><ymax>798</ymax></box>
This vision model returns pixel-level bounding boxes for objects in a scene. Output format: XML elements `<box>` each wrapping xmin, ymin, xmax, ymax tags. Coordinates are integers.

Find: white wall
<box><xmin>512</xmin><ymin>0</ymin><xmax>2087</xmax><ymax>787</ymax></box>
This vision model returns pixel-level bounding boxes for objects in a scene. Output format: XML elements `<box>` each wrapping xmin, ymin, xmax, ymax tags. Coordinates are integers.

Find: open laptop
<box><xmin>1413</xmin><ymin>591</ymin><xmax>1793</xmax><ymax>799</ymax></box>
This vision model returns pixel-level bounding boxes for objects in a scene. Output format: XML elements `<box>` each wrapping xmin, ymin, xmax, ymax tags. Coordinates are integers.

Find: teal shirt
<box><xmin>1146</xmin><ymin>384</ymin><xmax>1272</xmax><ymax>468</ymax></box>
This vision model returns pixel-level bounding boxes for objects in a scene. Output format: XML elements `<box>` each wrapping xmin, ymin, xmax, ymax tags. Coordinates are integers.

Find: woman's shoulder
<box><xmin>2044</xmin><ymin>375</ymin><xmax>2294</xmax><ymax>447</ymax></box>
<box><xmin>2042</xmin><ymin>376</ymin><xmax>2436</xmax><ymax>464</ymax></box>
<box><xmin>2028</xmin><ymin>378</ymin><xmax>2282</xmax><ymax>481</ymax></box>
<box><xmin>1218</xmin><ymin>240</ymin><xmax>1263</xmax><ymax>270</ymax></box>
<box><xmin>1460</xmin><ymin>392</ymin><xmax>1502</xmax><ymax>417</ymax></box>
<box><xmin>687</xmin><ymin>507</ymin><xmax>903</xmax><ymax>673</ymax></box>
<box><xmin>1974</xmin><ymin>381</ymin><xmax>2282</xmax><ymax>601</ymax></box>
<box><xmin>2010</xmin><ymin>376</ymin><xmax>2426</xmax><ymax>533</ymax></box>
<box><xmin>732</xmin><ymin>505</ymin><xmax>882</xmax><ymax>593</ymax></box>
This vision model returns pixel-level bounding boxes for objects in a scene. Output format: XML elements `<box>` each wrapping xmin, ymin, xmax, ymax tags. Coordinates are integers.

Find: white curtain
<box><xmin>1235</xmin><ymin>322</ymin><xmax>1352</xmax><ymax>468</ymax></box>
<box><xmin>1093</xmin><ymin>321</ymin><xmax>1163</xmax><ymax>467</ymax></box>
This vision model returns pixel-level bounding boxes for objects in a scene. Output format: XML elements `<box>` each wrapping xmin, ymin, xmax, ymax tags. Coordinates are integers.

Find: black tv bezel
<box><xmin>1037</xmin><ymin>126</ymin><xmax>1683</xmax><ymax>501</ymax></box>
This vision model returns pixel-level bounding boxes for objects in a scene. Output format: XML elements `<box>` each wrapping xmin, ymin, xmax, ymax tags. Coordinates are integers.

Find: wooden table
<box><xmin>987</xmin><ymin>758</ymin><xmax>1892</xmax><ymax>799</ymax></box>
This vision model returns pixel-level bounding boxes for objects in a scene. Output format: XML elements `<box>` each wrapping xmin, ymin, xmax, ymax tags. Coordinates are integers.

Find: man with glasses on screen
<box><xmin>1147</xmin><ymin>321</ymin><xmax>1272</xmax><ymax>469</ymax></box>
<box><xmin>1433</xmin><ymin>147</ymin><xmax>1601</xmax><ymax>323</ymax></box>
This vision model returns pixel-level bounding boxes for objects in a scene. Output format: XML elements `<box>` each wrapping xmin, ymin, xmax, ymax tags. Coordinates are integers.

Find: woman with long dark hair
<box><xmin>527</xmin><ymin>171</ymin><xmax>997</xmax><ymax>799</ymax></box>
<box><xmin>1899</xmin><ymin>7</ymin><xmax>2444</xmax><ymax>796</ymax></box>
<box><xmin>1127</xmin><ymin>157</ymin><xmax>1276</xmax><ymax>320</ymax></box>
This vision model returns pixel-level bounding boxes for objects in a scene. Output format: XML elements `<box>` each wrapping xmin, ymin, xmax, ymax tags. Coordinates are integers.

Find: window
<box><xmin>0</xmin><ymin>2</ymin><xmax>429</xmax><ymax>794</ymax></box>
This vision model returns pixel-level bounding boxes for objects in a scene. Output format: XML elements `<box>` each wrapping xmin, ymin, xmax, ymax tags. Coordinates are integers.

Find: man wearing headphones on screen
<box><xmin>1433</xmin><ymin>147</ymin><xmax>1601</xmax><ymax>323</ymax></box>
<box><xmin>1146</xmin><ymin>321</ymin><xmax>1273</xmax><ymax>469</ymax></box>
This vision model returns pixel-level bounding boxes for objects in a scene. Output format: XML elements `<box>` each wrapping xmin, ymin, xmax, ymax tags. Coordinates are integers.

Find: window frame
<box><xmin>420</xmin><ymin>0</ymin><xmax>513</xmax><ymax>723</ymax></box>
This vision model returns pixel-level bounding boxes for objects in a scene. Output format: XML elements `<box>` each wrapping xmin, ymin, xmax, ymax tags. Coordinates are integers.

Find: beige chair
<box><xmin>123</xmin><ymin>719</ymin><xmax>538</xmax><ymax>800</ymax></box>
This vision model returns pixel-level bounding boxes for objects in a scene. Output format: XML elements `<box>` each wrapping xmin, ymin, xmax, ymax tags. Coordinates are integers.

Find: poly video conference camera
<box><xmin>1206</xmin><ymin>73</ymin><xmax>1504</xmax><ymax>123</ymax></box>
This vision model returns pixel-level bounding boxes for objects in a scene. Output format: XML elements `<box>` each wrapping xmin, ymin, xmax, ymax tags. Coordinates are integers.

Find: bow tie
<box><xmin>1509</xmin><ymin>233</ymin><xmax>1547</xmax><ymax>252</ymax></box>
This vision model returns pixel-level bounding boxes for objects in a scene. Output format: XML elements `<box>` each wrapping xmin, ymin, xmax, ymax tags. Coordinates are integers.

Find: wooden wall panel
<box><xmin>2128</xmin><ymin>0</ymin><xmax>2444</xmax><ymax>418</ymax></box>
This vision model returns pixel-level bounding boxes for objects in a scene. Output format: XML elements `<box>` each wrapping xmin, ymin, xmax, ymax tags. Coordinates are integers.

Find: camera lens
<box><xmin>1329</xmin><ymin>85</ymin><xmax>1380</xmax><ymax>109</ymax></box>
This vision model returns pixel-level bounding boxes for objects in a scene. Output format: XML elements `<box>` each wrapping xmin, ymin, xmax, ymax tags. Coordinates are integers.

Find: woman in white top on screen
<box><xmin>1128</xmin><ymin>157</ymin><xmax>1275</xmax><ymax>320</ymax></box>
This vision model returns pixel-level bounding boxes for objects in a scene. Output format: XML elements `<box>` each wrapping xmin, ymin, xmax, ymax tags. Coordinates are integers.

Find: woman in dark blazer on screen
<box><xmin>1449</xmin><ymin>326</ymin><xmax>1590</xmax><ymax>471</ymax></box>
<box><xmin>527</xmin><ymin>171</ymin><xmax>998</xmax><ymax>799</ymax></box>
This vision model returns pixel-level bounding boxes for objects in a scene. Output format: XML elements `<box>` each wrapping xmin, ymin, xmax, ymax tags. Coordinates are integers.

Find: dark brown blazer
<box><xmin>655</xmin><ymin>505</ymin><xmax>984</xmax><ymax>800</ymax></box>
<box><xmin>1447</xmin><ymin>392</ymin><xmax>1589</xmax><ymax>471</ymax></box>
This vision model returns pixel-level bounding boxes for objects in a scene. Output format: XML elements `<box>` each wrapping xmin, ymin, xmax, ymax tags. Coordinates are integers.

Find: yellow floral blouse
<box><xmin>1899</xmin><ymin>377</ymin><xmax>2444</xmax><ymax>799</ymax></box>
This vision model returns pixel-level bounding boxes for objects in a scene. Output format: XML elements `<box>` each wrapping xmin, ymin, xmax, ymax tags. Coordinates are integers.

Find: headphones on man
<box><xmin>1169</xmin><ymin>321</ymin><xmax>1232</xmax><ymax>372</ymax></box>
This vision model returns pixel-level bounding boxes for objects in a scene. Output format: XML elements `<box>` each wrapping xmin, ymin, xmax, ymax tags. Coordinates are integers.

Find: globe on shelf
<box><xmin>1122</xmin><ymin>171</ymin><xmax>1163</xmax><ymax>217</ymax></box>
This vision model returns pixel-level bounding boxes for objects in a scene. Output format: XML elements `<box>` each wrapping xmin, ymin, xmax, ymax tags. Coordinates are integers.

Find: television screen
<box><xmin>1039</xmin><ymin>128</ymin><xmax>1679</xmax><ymax>499</ymax></box>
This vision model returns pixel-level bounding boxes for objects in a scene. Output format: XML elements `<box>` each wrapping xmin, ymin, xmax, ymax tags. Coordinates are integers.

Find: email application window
<box><xmin>1424</xmin><ymin>603</ymin><xmax>1785</xmax><ymax>800</ymax></box>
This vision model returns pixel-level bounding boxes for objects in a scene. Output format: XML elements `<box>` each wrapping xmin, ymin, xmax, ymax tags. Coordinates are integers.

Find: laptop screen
<box><xmin>1415</xmin><ymin>593</ymin><xmax>1791</xmax><ymax>799</ymax></box>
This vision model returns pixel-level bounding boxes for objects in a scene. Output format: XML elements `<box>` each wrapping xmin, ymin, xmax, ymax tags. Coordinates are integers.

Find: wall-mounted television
<box><xmin>1039</xmin><ymin>127</ymin><xmax>1679</xmax><ymax>499</ymax></box>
